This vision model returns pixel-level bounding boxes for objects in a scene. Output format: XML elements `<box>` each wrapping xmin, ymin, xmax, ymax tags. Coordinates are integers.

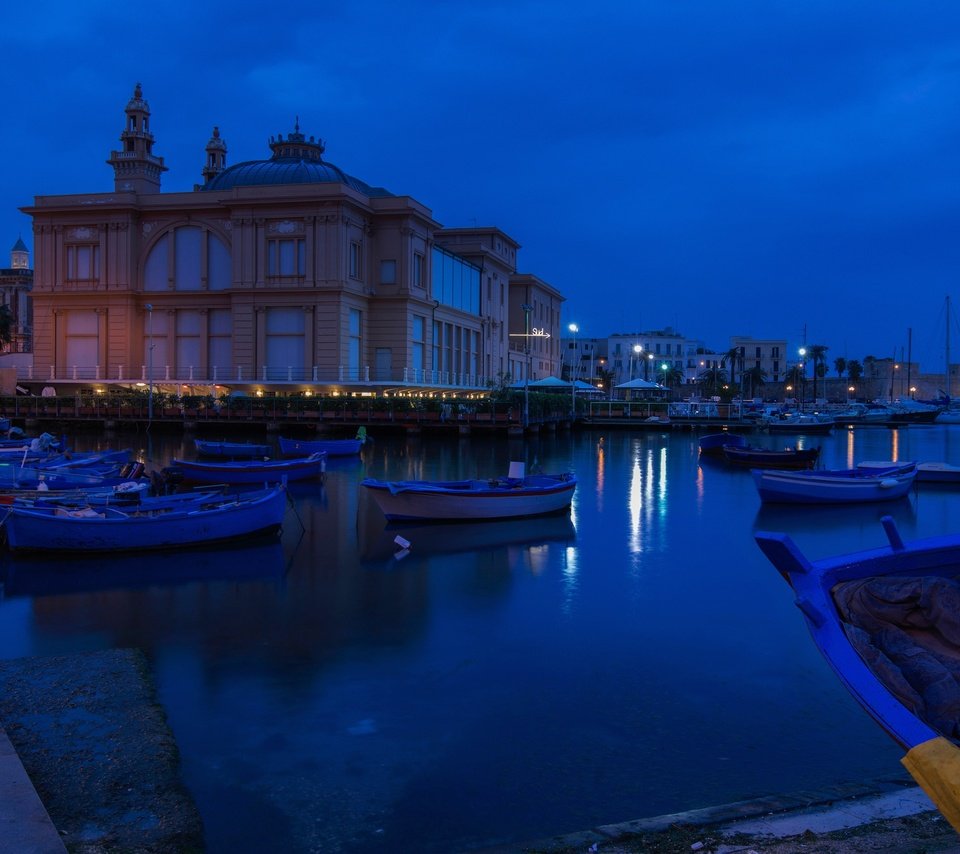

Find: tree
<box><xmin>697</xmin><ymin>366</ymin><xmax>727</xmax><ymax>393</ymax></box>
<box><xmin>742</xmin><ymin>366</ymin><xmax>767</xmax><ymax>399</ymax></box>
<box><xmin>785</xmin><ymin>363</ymin><xmax>805</xmax><ymax>394</ymax></box>
<box><xmin>0</xmin><ymin>304</ymin><xmax>13</xmax><ymax>352</ymax></box>
<box><xmin>722</xmin><ymin>347</ymin><xmax>743</xmax><ymax>388</ymax></box>
<box><xmin>809</xmin><ymin>344</ymin><xmax>829</xmax><ymax>402</ymax></box>
<box><xmin>833</xmin><ymin>356</ymin><xmax>847</xmax><ymax>379</ymax></box>
<box><xmin>595</xmin><ymin>365</ymin><xmax>615</xmax><ymax>395</ymax></box>
<box><xmin>847</xmin><ymin>360</ymin><xmax>863</xmax><ymax>382</ymax></box>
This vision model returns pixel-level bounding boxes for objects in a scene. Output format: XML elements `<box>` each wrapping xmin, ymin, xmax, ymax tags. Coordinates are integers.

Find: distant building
<box><xmin>21</xmin><ymin>84</ymin><xmax>562</xmax><ymax>395</ymax></box>
<box><xmin>605</xmin><ymin>329</ymin><xmax>704</xmax><ymax>387</ymax></box>
<box><xmin>729</xmin><ymin>336</ymin><xmax>788</xmax><ymax>385</ymax></box>
<box><xmin>0</xmin><ymin>236</ymin><xmax>33</xmax><ymax>353</ymax></box>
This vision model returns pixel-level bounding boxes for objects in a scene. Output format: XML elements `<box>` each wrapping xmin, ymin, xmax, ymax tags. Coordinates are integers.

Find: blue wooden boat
<box><xmin>168</xmin><ymin>452</ymin><xmax>326</xmax><ymax>484</ymax></box>
<box><xmin>361</xmin><ymin>472</ymin><xmax>577</xmax><ymax>521</ymax></box>
<box><xmin>755</xmin><ymin>516</ymin><xmax>960</xmax><ymax>833</ymax></box>
<box><xmin>2</xmin><ymin>484</ymin><xmax>288</xmax><ymax>553</ymax></box>
<box><xmin>698</xmin><ymin>432</ymin><xmax>748</xmax><ymax>457</ymax></box>
<box><xmin>722</xmin><ymin>444</ymin><xmax>820</xmax><ymax>469</ymax></box>
<box><xmin>194</xmin><ymin>439</ymin><xmax>271</xmax><ymax>459</ymax></box>
<box><xmin>278</xmin><ymin>436</ymin><xmax>363</xmax><ymax>457</ymax></box>
<box><xmin>751</xmin><ymin>462</ymin><xmax>917</xmax><ymax>504</ymax></box>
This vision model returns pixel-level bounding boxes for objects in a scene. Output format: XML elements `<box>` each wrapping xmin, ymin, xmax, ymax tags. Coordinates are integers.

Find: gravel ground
<box><xmin>0</xmin><ymin>648</ymin><xmax>204</xmax><ymax>853</ymax></box>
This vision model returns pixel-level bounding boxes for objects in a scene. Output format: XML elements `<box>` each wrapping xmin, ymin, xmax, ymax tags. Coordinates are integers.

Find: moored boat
<box><xmin>760</xmin><ymin>413</ymin><xmax>834</xmax><ymax>435</ymax></box>
<box><xmin>194</xmin><ymin>439</ymin><xmax>271</xmax><ymax>459</ymax></box>
<box><xmin>858</xmin><ymin>460</ymin><xmax>960</xmax><ymax>484</ymax></box>
<box><xmin>278</xmin><ymin>436</ymin><xmax>363</xmax><ymax>457</ymax></box>
<box><xmin>361</xmin><ymin>471</ymin><xmax>577</xmax><ymax>521</ymax></box>
<box><xmin>168</xmin><ymin>452</ymin><xmax>326</xmax><ymax>485</ymax></box>
<box><xmin>722</xmin><ymin>444</ymin><xmax>820</xmax><ymax>469</ymax></box>
<box><xmin>698</xmin><ymin>432</ymin><xmax>748</xmax><ymax>457</ymax></box>
<box><xmin>754</xmin><ymin>516</ymin><xmax>960</xmax><ymax>833</ymax></box>
<box><xmin>751</xmin><ymin>462</ymin><xmax>917</xmax><ymax>504</ymax></box>
<box><xmin>2</xmin><ymin>484</ymin><xmax>288</xmax><ymax>553</ymax></box>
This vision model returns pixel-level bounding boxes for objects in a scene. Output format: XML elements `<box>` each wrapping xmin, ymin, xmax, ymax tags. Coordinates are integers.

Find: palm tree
<box><xmin>697</xmin><ymin>366</ymin><xmax>727</xmax><ymax>394</ymax></box>
<box><xmin>847</xmin><ymin>360</ymin><xmax>863</xmax><ymax>382</ymax></box>
<box><xmin>833</xmin><ymin>356</ymin><xmax>847</xmax><ymax>379</ymax></box>
<box><xmin>595</xmin><ymin>365</ymin><xmax>615</xmax><ymax>395</ymax></box>
<box><xmin>722</xmin><ymin>347</ymin><xmax>742</xmax><ymax>388</ymax></box>
<box><xmin>809</xmin><ymin>344</ymin><xmax>828</xmax><ymax>402</ymax></box>
<box><xmin>742</xmin><ymin>366</ymin><xmax>767</xmax><ymax>399</ymax></box>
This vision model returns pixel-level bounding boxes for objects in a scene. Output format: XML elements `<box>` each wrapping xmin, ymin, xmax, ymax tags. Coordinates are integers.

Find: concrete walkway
<box><xmin>0</xmin><ymin>725</ymin><xmax>65</xmax><ymax>853</ymax></box>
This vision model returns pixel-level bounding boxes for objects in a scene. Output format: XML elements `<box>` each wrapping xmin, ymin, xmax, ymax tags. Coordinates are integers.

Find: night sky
<box><xmin>7</xmin><ymin>1</ymin><xmax>960</xmax><ymax>372</ymax></box>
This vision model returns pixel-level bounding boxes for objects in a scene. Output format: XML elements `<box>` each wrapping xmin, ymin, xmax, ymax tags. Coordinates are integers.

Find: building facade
<box><xmin>22</xmin><ymin>84</ymin><xmax>562</xmax><ymax>395</ymax></box>
<box><xmin>0</xmin><ymin>237</ymin><xmax>33</xmax><ymax>353</ymax></box>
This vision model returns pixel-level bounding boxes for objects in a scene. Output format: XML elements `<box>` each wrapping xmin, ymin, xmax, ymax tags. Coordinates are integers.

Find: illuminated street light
<box><xmin>568</xmin><ymin>323</ymin><xmax>579</xmax><ymax>418</ymax></box>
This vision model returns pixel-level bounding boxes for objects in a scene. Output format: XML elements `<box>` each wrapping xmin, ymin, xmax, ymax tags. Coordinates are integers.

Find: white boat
<box><xmin>858</xmin><ymin>460</ymin><xmax>960</xmax><ymax>484</ymax></box>
<box><xmin>361</xmin><ymin>470</ymin><xmax>577</xmax><ymax>521</ymax></box>
<box><xmin>831</xmin><ymin>402</ymin><xmax>892</xmax><ymax>425</ymax></box>
<box><xmin>751</xmin><ymin>463</ymin><xmax>917</xmax><ymax>504</ymax></box>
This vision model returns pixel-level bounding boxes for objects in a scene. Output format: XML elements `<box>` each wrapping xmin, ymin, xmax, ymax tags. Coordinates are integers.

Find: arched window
<box><xmin>143</xmin><ymin>226</ymin><xmax>231</xmax><ymax>291</ymax></box>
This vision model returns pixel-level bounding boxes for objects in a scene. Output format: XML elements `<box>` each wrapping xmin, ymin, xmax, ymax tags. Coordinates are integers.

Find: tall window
<box><xmin>268</xmin><ymin>239</ymin><xmax>305</xmax><ymax>278</ymax></box>
<box><xmin>265</xmin><ymin>308</ymin><xmax>305</xmax><ymax>378</ymax></box>
<box><xmin>348</xmin><ymin>308</ymin><xmax>362</xmax><ymax>380</ymax></box>
<box><xmin>349</xmin><ymin>241</ymin><xmax>362</xmax><ymax>279</ymax></box>
<box><xmin>66</xmin><ymin>245</ymin><xmax>99</xmax><ymax>281</ymax></box>
<box><xmin>413</xmin><ymin>252</ymin><xmax>424</xmax><ymax>288</ymax></box>
<box><xmin>144</xmin><ymin>227</ymin><xmax>231</xmax><ymax>291</ymax></box>
<box><xmin>412</xmin><ymin>315</ymin><xmax>425</xmax><ymax>374</ymax></box>
<box><xmin>208</xmin><ymin>309</ymin><xmax>232</xmax><ymax>377</ymax></box>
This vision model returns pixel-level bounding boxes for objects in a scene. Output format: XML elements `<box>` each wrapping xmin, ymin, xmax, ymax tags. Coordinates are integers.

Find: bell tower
<box><xmin>107</xmin><ymin>83</ymin><xmax>167</xmax><ymax>193</ymax></box>
<box><xmin>10</xmin><ymin>237</ymin><xmax>28</xmax><ymax>270</ymax></box>
<box><xmin>201</xmin><ymin>126</ymin><xmax>228</xmax><ymax>184</ymax></box>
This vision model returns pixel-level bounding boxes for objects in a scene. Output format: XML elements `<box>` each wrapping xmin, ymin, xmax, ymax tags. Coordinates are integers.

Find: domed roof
<box><xmin>200</xmin><ymin>124</ymin><xmax>393</xmax><ymax>197</ymax></box>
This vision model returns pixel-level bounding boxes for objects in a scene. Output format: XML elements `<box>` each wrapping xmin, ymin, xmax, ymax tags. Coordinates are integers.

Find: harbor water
<box><xmin>2</xmin><ymin>423</ymin><xmax>959</xmax><ymax>852</ymax></box>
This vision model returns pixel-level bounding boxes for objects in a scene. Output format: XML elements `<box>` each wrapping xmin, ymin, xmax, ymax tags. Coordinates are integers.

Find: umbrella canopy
<box><xmin>573</xmin><ymin>380</ymin><xmax>604</xmax><ymax>394</ymax></box>
<box><xmin>615</xmin><ymin>378</ymin><xmax>664</xmax><ymax>390</ymax></box>
<box><xmin>527</xmin><ymin>376</ymin><xmax>570</xmax><ymax>388</ymax></box>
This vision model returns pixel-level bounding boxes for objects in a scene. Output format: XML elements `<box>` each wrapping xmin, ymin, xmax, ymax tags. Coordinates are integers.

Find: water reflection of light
<box><xmin>628</xmin><ymin>443</ymin><xmax>666</xmax><ymax>555</ymax></box>
<box><xmin>561</xmin><ymin>544</ymin><xmax>579</xmax><ymax>614</ymax></box>
<box><xmin>845</xmin><ymin>427</ymin><xmax>855</xmax><ymax>469</ymax></box>
<box><xmin>891</xmin><ymin>428</ymin><xmax>900</xmax><ymax>462</ymax></box>
<box><xmin>628</xmin><ymin>447</ymin><xmax>644</xmax><ymax>554</ymax></box>
<box><xmin>596</xmin><ymin>438</ymin><xmax>605</xmax><ymax>512</ymax></box>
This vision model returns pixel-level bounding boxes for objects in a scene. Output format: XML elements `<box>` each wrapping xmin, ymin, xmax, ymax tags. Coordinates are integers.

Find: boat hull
<box><xmin>194</xmin><ymin>439</ymin><xmax>271</xmax><ymax>458</ymax></box>
<box><xmin>169</xmin><ymin>452</ymin><xmax>326</xmax><ymax>484</ymax></box>
<box><xmin>722</xmin><ymin>445</ymin><xmax>819</xmax><ymax>469</ymax></box>
<box><xmin>698</xmin><ymin>432</ymin><xmax>748</xmax><ymax>456</ymax></box>
<box><xmin>278</xmin><ymin>436</ymin><xmax>362</xmax><ymax>457</ymax></box>
<box><xmin>3</xmin><ymin>485</ymin><xmax>288</xmax><ymax>553</ymax></box>
<box><xmin>751</xmin><ymin>465</ymin><xmax>917</xmax><ymax>503</ymax></box>
<box><xmin>362</xmin><ymin>474</ymin><xmax>577</xmax><ymax>521</ymax></box>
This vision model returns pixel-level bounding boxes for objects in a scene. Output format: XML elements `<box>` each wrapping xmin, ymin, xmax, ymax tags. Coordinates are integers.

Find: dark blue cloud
<box><xmin>6</xmin><ymin>1</ymin><xmax>960</xmax><ymax>370</ymax></box>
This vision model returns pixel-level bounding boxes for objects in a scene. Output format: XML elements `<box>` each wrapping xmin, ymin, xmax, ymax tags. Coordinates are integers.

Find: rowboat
<box><xmin>751</xmin><ymin>463</ymin><xmax>917</xmax><ymax>504</ymax></box>
<box><xmin>361</xmin><ymin>472</ymin><xmax>577</xmax><ymax>521</ymax></box>
<box><xmin>722</xmin><ymin>444</ymin><xmax>820</xmax><ymax>469</ymax></box>
<box><xmin>698</xmin><ymin>432</ymin><xmax>748</xmax><ymax>457</ymax></box>
<box><xmin>760</xmin><ymin>413</ymin><xmax>834</xmax><ymax>435</ymax></box>
<box><xmin>1</xmin><ymin>484</ymin><xmax>288</xmax><ymax>553</ymax></box>
<box><xmin>754</xmin><ymin>516</ymin><xmax>960</xmax><ymax>834</ymax></box>
<box><xmin>859</xmin><ymin>460</ymin><xmax>960</xmax><ymax>485</ymax></box>
<box><xmin>278</xmin><ymin>436</ymin><xmax>363</xmax><ymax>457</ymax></box>
<box><xmin>168</xmin><ymin>452</ymin><xmax>326</xmax><ymax>484</ymax></box>
<box><xmin>194</xmin><ymin>439</ymin><xmax>271</xmax><ymax>459</ymax></box>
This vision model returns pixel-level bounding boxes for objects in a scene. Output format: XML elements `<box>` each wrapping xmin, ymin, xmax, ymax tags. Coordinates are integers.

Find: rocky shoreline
<box><xmin>0</xmin><ymin>648</ymin><xmax>203</xmax><ymax>853</ymax></box>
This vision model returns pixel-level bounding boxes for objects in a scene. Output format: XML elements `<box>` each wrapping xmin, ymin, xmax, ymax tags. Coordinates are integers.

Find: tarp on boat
<box><xmin>834</xmin><ymin>576</ymin><xmax>960</xmax><ymax>738</ymax></box>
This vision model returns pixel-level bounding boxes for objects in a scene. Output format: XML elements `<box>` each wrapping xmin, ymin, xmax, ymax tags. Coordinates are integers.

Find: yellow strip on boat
<box><xmin>902</xmin><ymin>736</ymin><xmax>960</xmax><ymax>833</ymax></box>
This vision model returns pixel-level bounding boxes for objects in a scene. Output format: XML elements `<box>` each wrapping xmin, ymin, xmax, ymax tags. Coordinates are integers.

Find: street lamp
<box><xmin>848</xmin><ymin>385</ymin><xmax>855</xmax><ymax>403</ymax></box>
<box><xmin>660</xmin><ymin>362</ymin><xmax>669</xmax><ymax>390</ymax></box>
<box><xmin>522</xmin><ymin>303</ymin><xmax>533</xmax><ymax>427</ymax></box>
<box><xmin>145</xmin><ymin>303</ymin><xmax>154</xmax><ymax>425</ymax></box>
<box><xmin>646</xmin><ymin>352</ymin><xmax>653</xmax><ymax>381</ymax></box>
<box><xmin>568</xmin><ymin>323</ymin><xmax>579</xmax><ymax>418</ymax></box>
<box><xmin>798</xmin><ymin>347</ymin><xmax>807</xmax><ymax>411</ymax></box>
<box><xmin>632</xmin><ymin>344</ymin><xmax>642</xmax><ymax>382</ymax></box>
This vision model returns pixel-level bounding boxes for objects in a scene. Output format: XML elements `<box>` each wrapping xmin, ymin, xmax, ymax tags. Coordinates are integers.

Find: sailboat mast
<box><xmin>907</xmin><ymin>329</ymin><xmax>912</xmax><ymax>398</ymax></box>
<box><xmin>947</xmin><ymin>296</ymin><xmax>952</xmax><ymax>403</ymax></box>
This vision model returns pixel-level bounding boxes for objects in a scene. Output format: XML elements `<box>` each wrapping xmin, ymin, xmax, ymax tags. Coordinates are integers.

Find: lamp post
<box><xmin>522</xmin><ymin>303</ymin><xmax>533</xmax><ymax>428</ymax></box>
<box><xmin>145</xmin><ymin>303</ymin><xmax>154</xmax><ymax>425</ymax></box>
<box><xmin>848</xmin><ymin>385</ymin><xmax>855</xmax><ymax>403</ymax></box>
<box><xmin>646</xmin><ymin>353</ymin><xmax>653</xmax><ymax>381</ymax></box>
<box><xmin>798</xmin><ymin>347</ymin><xmax>807</xmax><ymax>411</ymax></box>
<box><xmin>632</xmin><ymin>344</ymin><xmax>642</xmax><ymax>383</ymax></box>
<box><xmin>569</xmin><ymin>323</ymin><xmax>579</xmax><ymax>418</ymax></box>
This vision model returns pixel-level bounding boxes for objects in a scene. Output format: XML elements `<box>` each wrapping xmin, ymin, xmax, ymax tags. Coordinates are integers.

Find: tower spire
<box><xmin>107</xmin><ymin>83</ymin><xmax>167</xmax><ymax>193</ymax></box>
<box><xmin>201</xmin><ymin>126</ymin><xmax>228</xmax><ymax>184</ymax></box>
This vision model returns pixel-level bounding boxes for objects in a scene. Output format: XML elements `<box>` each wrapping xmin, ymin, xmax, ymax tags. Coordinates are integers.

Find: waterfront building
<box><xmin>21</xmin><ymin>84</ymin><xmax>563</xmax><ymax>397</ymax></box>
<box><xmin>729</xmin><ymin>336</ymin><xmax>787</xmax><ymax>386</ymax></box>
<box><xmin>605</xmin><ymin>329</ymin><xmax>704</xmax><ymax>387</ymax></box>
<box><xmin>0</xmin><ymin>237</ymin><xmax>33</xmax><ymax>353</ymax></box>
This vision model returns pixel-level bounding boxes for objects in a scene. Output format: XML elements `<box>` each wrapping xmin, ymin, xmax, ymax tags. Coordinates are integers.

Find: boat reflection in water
<box><xmin>0</xmin><ymin>539</ymin><xmax>288</xmax><ymax>599</ymax></box>
<box><xmin>358</xmin><ymin>496</ymin><xmax>577</xmax><ymax>565</ymax></box>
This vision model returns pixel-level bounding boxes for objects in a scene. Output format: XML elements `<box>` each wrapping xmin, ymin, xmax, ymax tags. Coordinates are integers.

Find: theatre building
<box><xmin>22</xmin><ymin>85</ymin><xmax>563</xmax><ymax>396</ymax></box>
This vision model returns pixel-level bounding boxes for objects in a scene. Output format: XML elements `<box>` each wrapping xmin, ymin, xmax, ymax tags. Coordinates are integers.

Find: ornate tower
<box><xmin>10</xmin><ymin>236</ymin><xmax>28</xmax><ymax>270</ymax></box>
<box><xmin>201</xmin><ymin>126</ymin><xmax>228</xmax><ymax>183</ymax></box>
<box><xmin>106</xmin><ymin>83</ymin><xmax>167</xmax><ymax>193</ymax></box>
